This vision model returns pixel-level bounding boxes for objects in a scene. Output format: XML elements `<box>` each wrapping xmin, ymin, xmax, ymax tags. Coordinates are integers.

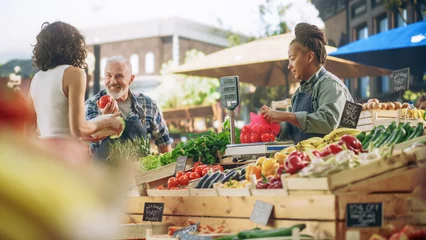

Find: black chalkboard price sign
<box><xmin>175</xmin><ymin>156</ymin><xmax>188</xmax><ymax>174</ymax></box>
<box><xmin>249</xmin><ymin>200</ymin><xmax>274</xmax><ymax>226</ymax></box>
<box><xmin>391</xmin><ymin>68</ymin><xmax>410</xmax><ymax>92</ymax></box>
<box><xmin>346</xmin><ymin>202</ymin><xmax>383</xmax><ymax>228</ymax></box>
<box><xmin>339</xmin><ymin>101</ymin><xmax>363</xmax><ymax>129</ymax></box>
<box><xmin>173</xmin><ymin>223</ymin><xmax>201</xmax><ymax>238</ymax></box>
<box><xmin>143</xmin><ymin>202</ymin><xmax>164</xmax><ymax>222</ymax></box>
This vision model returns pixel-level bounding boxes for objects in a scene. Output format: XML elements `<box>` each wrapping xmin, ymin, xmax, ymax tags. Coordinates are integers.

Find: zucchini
<box><xmin>387</xmin><ymin>121</ymin><xmax>397</xmax><ymax>132</ymax></box>
<box><xmin>407</xmin><ymin>123</ymin><xmax>424</xmax><ymax>140</ymax></box>
<box><xmin>240</xmin><ymin>167</ymin><xmax>246</xmax><ymax>176</ymax></box>
<box><xmin>396</xmin><ymin>127</ymin><xmax>407</xmax><ymax>143</ymax></box>
<box><xmin>374</xmin><ymin>130</ymin><xmax>391</xmax><ymax>148</ymax></box>
<box><xmin>356</xmin><ymin>132</ymin><xmax>366</xmax><ymax>142</ymax></box>
<box><xmin>239</xmin><ymin>174</ymin><xmax>246</xmax><ymax>181</ymax></box>
<box><xmin>383</xmin><ymin>128</ymin><xmax>399</xmax><ymax>146</ymax></box>
<box><xmin>195</xmin><ymin>173</ymin><xmax>211</xmax><ymax>188</ymax></box>
<box><xmin>201</xmin><ymin>171</ymin><xmax>220</xmax><ymax>188</ymax></box>
<box><xmin>237</xmin><ymin>224</ymin><xmax>306</xmax><ymax>239</ymax></box>
<box><xmin>215</xmin><ymin>235</ymin><xmax>237</xmax><ymax>240</ymax></box>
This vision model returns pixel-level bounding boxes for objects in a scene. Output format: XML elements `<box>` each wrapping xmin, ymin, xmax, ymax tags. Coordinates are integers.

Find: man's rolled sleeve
<box><xmin>150</xmin><ymin>103</ymin><xmax>172</xmax><ymax>147</ymax></box>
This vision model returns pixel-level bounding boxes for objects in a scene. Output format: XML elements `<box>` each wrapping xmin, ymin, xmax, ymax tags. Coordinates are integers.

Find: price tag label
<box><xmin>339</xmin><ymin>101</ymin><xmax>362</xmax><ymax>129</ymax></box>
<box><xmin>346</xmin><ymin>202</ymin><xmax>383</xmax><ymax>228</ymax></box>
<box><xmin>249</xmin><ymin>200</ymin><xmax>274</xmax><ymax>226</ymax></box>
<box><xmin>391</xmin><ymin>68</ymin><xmax>410</xmax><ymax>92</ymax></box>
<box><xmin>143</xmin><ymin>202</ymin><xmax>164</xmax><ymax>222</ymax></box>
<box><xmin>175</xmin><ymin>156</ymin><xmax>188</xmax><ymax>174</ymax></box>
<box><xmin>173</xmin><ymin>223</ymin><xmax>201</xmax><ymax>238</ymax></box>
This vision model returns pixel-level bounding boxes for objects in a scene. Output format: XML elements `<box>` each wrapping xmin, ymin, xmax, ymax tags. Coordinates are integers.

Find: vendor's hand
<box><xmin>99</xmin><ymin>100</ymin><xmax>119</xmax><ymax>115</ymax></box>
<box><xmin>259</xmin><ymin>105</ymin><xmax>271</xmax><ymax>115</ymax></box>
<box><xmin>263</xmin><ymin>109</ymin><xmax>283</xmax><ymax>123</ymax></box>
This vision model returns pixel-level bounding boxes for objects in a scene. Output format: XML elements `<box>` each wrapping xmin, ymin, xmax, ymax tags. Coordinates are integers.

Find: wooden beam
<box><xmin>126</xmin><ymin>195</ymin><xmax>337</xmax><ymax>220</ymax></box>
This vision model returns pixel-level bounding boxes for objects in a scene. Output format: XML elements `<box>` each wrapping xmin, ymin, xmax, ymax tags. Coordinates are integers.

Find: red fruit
<box><xmin>167</xmin><ymin>177</ymin><xmax>178</xmax><ymax>188</ymax></box>
<box><xmin>178</xmin><ymin>175</ymin><xmax>189</xmax><ymax>186</ymax></box>
<box><xmin>201</xmin><ymin>168</ymin><xmax>209</xmax><ymax>176</ymax></box>
<box><xmin>241</xmin><ymin>125</ymin><xmax>252</xmax><ymax>135</ymax></box>
<box><xmin>340</xmin><ymin>134</ymin><xmax>362</xmax><ymax>151</ymax></box>
<box><xmin>240</xmin><ymin>134</ymin><xmax>246</xmax><ymax>143</ymax></box>
<box><xmin>194</xmin><ymin>166</ymin><xmax>204</xmax><ymax>176</ymax></box>
<box><xmin>176</xmin><ymin>171</ymin><xmax>185</xmax><ymax>179</ymax></box>
<box><xmin>98</xmin><ymin>95</ymin><xmax>113</xmax><ymax>108</ymax></box>
<box><xmin>185</xmin><ymin>172</ymin><xmax>192</xmax><ymax>179</ymax></box>
<box><xmin>157</xmin><ymin>185</ymin><xmax>165</xmax><ymax>190</ymax></box>
<box><xmin>251</xmin><ymin>133</ymin><xmax>261</xmax><ymax>143</ymax></box>
<box><xmin>243</xmin><ymin>134</ymin><xmax>251</xmax><ymax>143</ymax></box>
<box><xmin>189</xmin><ymin>172</ymin><xmax>200</xmax><ymax>180</ymax></box>
<box><xmin>269</xmin><ymin>133</ymin><xmax>276</xmax><ymax>142</ymax></box>
<box><xmin>261</xmin><ymin>133</ymin><xmax>272</xmax><ymax>142</ymax></box>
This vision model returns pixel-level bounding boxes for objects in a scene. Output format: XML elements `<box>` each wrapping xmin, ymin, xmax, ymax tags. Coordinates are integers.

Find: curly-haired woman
<box><xmin>260</xmin><ymin>23</ymin><xmax>354</xmax><ymax>144</ymax></box>
<box><xmin>28</xmin><ymin>22</ymin><xmax>122</xmax><ymax>152</ymax></box>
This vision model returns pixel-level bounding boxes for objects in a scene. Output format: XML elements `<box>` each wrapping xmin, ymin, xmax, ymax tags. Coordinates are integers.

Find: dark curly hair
<box><xmin>290</xmin><ymin>23</ymin><xmax>328</xmax><ymax>65</ymax></box>
<box><xmin>32</xmin><ymin>21</ymin><xmax>88</xmax><ymax>71</ymax></box>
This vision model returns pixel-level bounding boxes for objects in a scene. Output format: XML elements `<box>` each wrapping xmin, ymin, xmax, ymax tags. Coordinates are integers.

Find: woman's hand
<box><xmin>260</xmin><ymin>105</ymin><xmax>284</xmax><ymax>123</ymax></box>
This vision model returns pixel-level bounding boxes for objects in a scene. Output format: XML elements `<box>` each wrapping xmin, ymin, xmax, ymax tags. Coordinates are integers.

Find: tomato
<box><xmin>167</xmin><ymin>177</ymin><xmax>178</xmax><ymax>188</ymax></box>
<box><xmin>189</xmin><ymin>172</ymin><xmax>200</xmax><ymax>180</ymax></box>
<box><xmin>251</xmin><ymin>125</ymin><xmax>262</xmax><ymax>134</ymax></box>
<box><xmin>241</xmin><ymin>125</ymin><xmax>252</xmax><ymax>135</ymax></box>
<box><xmin>202</xmin><ymin>168</ymin><xmax>209</xmax><ymax>176</ymax></box>
<box><xmin>243</xmin><ymin>134</ymin><xmax>251</xmax><ymax>143</ymax></box>
<box><xmin>251</xmin><ymin>133</ymin><xmax>261</xmax><ymax>143</ymax></box>
<box><xmin>258</xmin><ymin>125</ymin><xmax>270</xmax><ymax>134</ymax></box>
<box><xmin>216</xmin><ymin>165</ymin><xmax>224</xmax><ymax>172</ymax></box>
<box><xmin>97</xmin><ymin>95</ymin><xmax>113</xmax><ymax>109</ymax></box>
<box><xmin>269</xmin><ymin>133</ymin><xmax>276</xmax><ymax>142</ymax></box>
<box><xmin>185</xmin><ymin>172</ymin><xmax>192</xmax><ymax>179</ymax></box>
<box><xmin>261</xmin><ymin>133</ymin><xmax>271</xmax><ymax>142</ymax></box>
<box><xmin>170</xmin><ymin>187</ymin><xmax>179</xmax><ymax>190</ymax></box>
<box><xmin>175</xmin><ymin>171</ymin><xmax>185</xmax><ymax>178</ymax></box>
<box><xmin>178</xmin><ymin>175</ymin><xmax>189</xmax><ymax>186</ymax></box>
<box><xmin>194</xmin><ymin>166</ymin><xmax>204</xmax><ymax>176</ymax></box>
<box><xmin>193</xmin><ymin>161</ymin><xmax>203</xmax><ymax>169</ymax></box>
<box><xmin>157</xmin><ymin>185</ymin><xmax>165</xmax><ymax>190</ymax></box>
<box><xmin>240</xmin><ymin>134</ymin><xmax>246</xmax><ymax>144</ymax></box>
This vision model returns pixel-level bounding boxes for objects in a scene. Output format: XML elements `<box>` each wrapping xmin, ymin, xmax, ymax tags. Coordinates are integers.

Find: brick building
<box><xmin>312</xmin><ymin>0</ymin><xmax>426</xmax><ymax>101</ymax></box>
<box><xmin>82</xmin><ymin>17</ymin><xmax>246</xmax><ymax>96</ymax></box>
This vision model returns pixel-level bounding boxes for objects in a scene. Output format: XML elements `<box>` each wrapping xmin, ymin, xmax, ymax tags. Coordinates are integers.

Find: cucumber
<box><xmin>407</xmin><ymin>123</ymin><xmax>424</xmax><ymax>140</ymax></box>
<box><xmin>356</xmin><ymin>132</ymin><xmax>366</xmax><ymax>142</ymax></box>
<box><xmin>239</xmin><ymin>174</ymin><xmax>246</xmax><ymax>181</ymax></box>
<box><xmin>237</xmin><ymin>224</ymin><xmax>306</xmax><ymax>239</ymax></box>
<box><xmin>215</xmin><ymin>235</ymin><xmax>237</xmax><ymax>240</ymax></box>
<box><xmin>396</xmin><ymin>127</ymin><xmax>407</xmax><ymax>143</ymax></box>
<box><xmin>201</xmin><ymin>171</ymin><xmax>220</xmax><ymax>188</ymax></box>
<box><xmin>195</xmin><ymin>173</ymin><xmax>211</xmax><ymax>188</ymax></box>
<box><xmin>240</xmin><ymin>167</ymin><xmax>247</xmax><ymax>176</ymax></box>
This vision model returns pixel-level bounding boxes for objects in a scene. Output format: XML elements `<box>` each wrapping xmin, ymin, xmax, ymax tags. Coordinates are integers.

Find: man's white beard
<box><xmin>106</xmin><ymin>86</ymin><xmax>127</xmax><ymax>100</ymax></box>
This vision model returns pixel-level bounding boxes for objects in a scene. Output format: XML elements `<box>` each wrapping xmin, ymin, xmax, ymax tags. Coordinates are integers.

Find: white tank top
<box><xmin>30</xmin><ymin>65</ymin><xmax>72</xmax><ymax>139</ymax></box>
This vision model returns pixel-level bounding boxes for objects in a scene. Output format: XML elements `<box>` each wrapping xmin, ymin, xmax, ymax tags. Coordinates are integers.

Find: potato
<box><xmin>387</xmin><ymin>102</ymin><xmax>395</xmax><ymax>110</ymax></box>
<box><xmin>362</xmin><ymin>103</ymin><xmax>368</xmax><ymax>111</ymax></box>
<box><xmin>372</xmin><ymin>102</ymin><xmax>380</xmax><ymax>109</ymax></box>
<box><xmin>368</xmin><ymin>98</ymin><xmax>379</xmax><ymax>104</ymax></box>
<box><xmin>394</xmin><ymin>102</ymin><xmax>402</xmax><ymax>110</ymax></box>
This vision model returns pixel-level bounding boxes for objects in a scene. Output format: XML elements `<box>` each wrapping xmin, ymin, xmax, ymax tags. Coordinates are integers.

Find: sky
<box><xmin>0</xmin><ymin>0</ymin><xmax>324</xmax><ymax>64</ymax></box>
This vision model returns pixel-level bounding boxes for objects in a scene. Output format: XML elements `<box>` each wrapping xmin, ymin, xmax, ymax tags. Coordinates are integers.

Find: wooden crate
<box><xmin>188</xmin><ymin>182</ymin><xmax>218</xmax><ymax>196</ymax></box>
<box><xmin>283</xmin><ymin>149</ymin><xmax>422</xmax><ymax>192</ymax></box>
<box><xmin>125</xmin><ymin>193</ymin><xmax>413</xmax><ymax>240</ymax></box>
<box><xmin>214</xmin><ymin>183</ymin><xmax>252</xmax><ymax>196</ymax></box>
<box><xmin>118</xmin><ymin>223</ymin><xmax>170</xmax><ymax>240</ymax></box>
<box><xmin>357</xmin><ymin>110</ymin><xmax>400</xmax><ymax>132</ymax></box>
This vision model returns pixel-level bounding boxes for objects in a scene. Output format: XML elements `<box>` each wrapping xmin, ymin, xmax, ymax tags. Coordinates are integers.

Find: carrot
<box><xmin>205</xmin><ymin>224</ymin><xmax>216</xmax><ymax>232</ymax></box>
<box><xmin>168</xmin><ymin>226</ymin><xmax>182</xmax><ymax>236</ymax></box>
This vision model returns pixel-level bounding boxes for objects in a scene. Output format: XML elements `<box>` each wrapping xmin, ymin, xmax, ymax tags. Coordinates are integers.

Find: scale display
<box><xmin>220</xmin><ymin>76</ymin><xmax>240</xmax><ymax>111</ymax></box>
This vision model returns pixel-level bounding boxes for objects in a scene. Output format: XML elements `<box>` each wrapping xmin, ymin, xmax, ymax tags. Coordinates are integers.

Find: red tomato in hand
<box><xmin>251</xmin><ymin>133</ymin><xmax>261</xmax><ymax>143</ymax></box>
<box><xmin>176</xmin><ymin>171</ymin><xmax>185</xmax><ymax>178</ymax></box>
<box><xmin>189</xmin><ymin>172</ymin><xmax>200</xmax><ymax>180</ymax></box>
<box><xmin>178</xmin><ymin>175</ymin><xmax>189</xmax><ymax>186</ymax></box>
<box><xmin>241</xmin><ymin>125</ymin><xmax>252</xmax><ymax>135</ymax></box>
<box><xmin>167</xmin><ymin>177</ymin><xmax>178</xmax><ymax>188</ymax></box>
<box><xmin>243</xmin><ymin>134</ymin><xmax>252</xmax><ymax>143</ymax></box>
<box><xmin>98</xmin><ymin>95</ymin><xmax>113</xmax><ymax>109</ymax></box>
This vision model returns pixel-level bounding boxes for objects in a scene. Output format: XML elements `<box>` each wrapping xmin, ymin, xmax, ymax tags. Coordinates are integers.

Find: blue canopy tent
<box><xmin>330</xmin><ymin>20</ymin><xmax>426</xmax><ymax>79</ymax></box>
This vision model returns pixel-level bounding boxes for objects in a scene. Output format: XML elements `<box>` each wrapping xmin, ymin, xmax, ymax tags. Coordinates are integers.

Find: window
<box><xmin>381</xmin><ymin>76</ymin><xmax>390</xmax><ymax>93</ymax></box>
<box><xmin>396</xmin><ymin>9</ymin><xmax>407</xmax><ymax>28</ymax></box>
<box><xmin>355</xmin><ymin>24</ymin><xmax>368</xmax><ymax>40</ymax></box>
<box><xmin>359</xmin><ymin>77</ymin><xmax>370</xmax><ymax>98</ymax></box>
<box><xmin>145</xmin><ymin>52</ymin><xmax>155</xmax><ymax>74</ymax></box>
<box><xmin>372</xmin><ymin>0</ymin><xmax>383</xmax><ymax>8</ymax></box>
<box><xmin>351</xmin><ymin>0</ymin><xmax>367</xmax><ymax>19</ymax></box>
<box><xmin>101</xmin><ymin>57</ymin><xmax>108</xmax><ymax>73</ymax></box>
<box><xmin>376</xmin><ymin>15</ymin><xmax>388</xmax><ymax>33</ymax></box>
<box><xmin>130</xmin><ymin>54</ymin><xmax>139</xmax><ymax>74</ymax></box>
<box><xmin>344</xmin><ymin>79</ymin><xmax>352</xmax><ymax>92</ymax></box>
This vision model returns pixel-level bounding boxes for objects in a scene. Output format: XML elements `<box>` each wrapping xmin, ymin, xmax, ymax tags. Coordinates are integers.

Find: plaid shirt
<box><xmin>85</xmin><ymin>89</ymin><xmax>172</xmax><ymax>151</ymax></box>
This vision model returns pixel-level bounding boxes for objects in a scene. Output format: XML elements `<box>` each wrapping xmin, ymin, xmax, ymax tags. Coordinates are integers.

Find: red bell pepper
<box><xmin>340</xmin><ymin>135</ymin><xmax>362</xmax><ymax>152</ymax></box>
<box><xmin>321</xmin><ymin>143</ymin><xmax>343</xmax><ymax>157</ymax></box>
<box><xmin>284</xmin><ymin>151</ymin><xmax>309</xmax><ymax>174</ymax></box>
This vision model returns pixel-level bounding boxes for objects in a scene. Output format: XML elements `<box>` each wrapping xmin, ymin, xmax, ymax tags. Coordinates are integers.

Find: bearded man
<box><xmin>85</xmin><ymin>56</ymin><xmax>172</xmax><ymax>160</ymax></box>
